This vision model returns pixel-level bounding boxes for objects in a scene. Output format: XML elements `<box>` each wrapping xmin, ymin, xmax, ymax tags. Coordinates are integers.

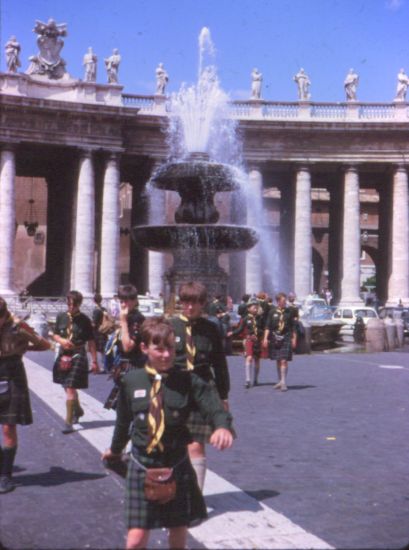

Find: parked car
<box><xmin>137</xmin><ymin>297</ymin><xmax>164</xmax><ymax>318</ymax></box>
<box><xmin>378</xmin><ymin>306</ymin><xmax>409</xmax><ymax>337</ymax></box>
<box><xmin>332</xmin><ymin>306</ymin><xmax>378</xmax><ymax>337</ymax></box>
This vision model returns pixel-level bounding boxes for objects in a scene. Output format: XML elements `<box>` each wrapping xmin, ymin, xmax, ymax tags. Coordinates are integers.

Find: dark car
<box><xmin>378</xmin><ymin>307</ymin><xmax>409</xmax><ymax>337</ymax></box>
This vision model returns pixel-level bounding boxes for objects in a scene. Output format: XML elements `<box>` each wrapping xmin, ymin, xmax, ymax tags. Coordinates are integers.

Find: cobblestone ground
<box><xmin>1</xmin><ymin>345</ymin><xmax>408</xmax><ymax>550</ymax></box>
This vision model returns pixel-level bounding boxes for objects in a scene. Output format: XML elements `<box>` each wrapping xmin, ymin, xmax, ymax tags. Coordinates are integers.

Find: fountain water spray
<box><xmin>132</xmin><ymin>27</ymin><xmax>259</xmax><ymax>299</ymax></box>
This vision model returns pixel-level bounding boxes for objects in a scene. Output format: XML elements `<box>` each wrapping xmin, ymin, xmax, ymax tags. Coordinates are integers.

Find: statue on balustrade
<box><xmin>26</xmin><ymin>18</ymin><xmax>68</xmax><ymax>79</ymax></box>
<box><xmin>395</xmin><ymin>68</ymin><xmax>409</xmax><ymax>101</ymax></box>
<box><xmin>104</xmin><ymin>49</ymin><xmax>121</xmax><ymax>84</ymax></box>
<box><xmin>344</xmin><ymin>68</ymin><xmax>359</xmax><ymax>101</ymax></box>
<box><xmin>5</xmin><ymin>36</ymin><xmax>21</xmax><ymax>73</ymax></box>
<box><xmin>155</xmin><ymin>62</ymin><xmax>169</xmax><ymax>95</ymax></box>
<box><xmin>250</xmin><ymin>68</ymin><xmax>263</xmax><ymax>100</ymax></box>
<box><xmin>83</xmin><ymin>47</ymin><xmax>97</xmax><ymax>83</ymax></box>
<box><xmin>293</xmin><ymin>68</ymin><xmax>311</xmax><ymax>101</ymax></box>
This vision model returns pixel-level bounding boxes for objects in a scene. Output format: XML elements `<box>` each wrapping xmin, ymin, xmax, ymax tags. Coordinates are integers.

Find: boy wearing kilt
<box><xmin>104</xmin><ymin>284</ymin><xmax>146</xmax><ymax>410</ymax></box>
<box><xmin>0</xmin><ymin>297</ymin><xmax>50</xmax><ymax>493</ymax></box>
<box><xmin>52</xmin><ymin>290</ymin><xmax>98</xmax><ymax>433</ymax></box>
<box><xmin>168</xmin><ymin>282</ymin><xmax>230</xmax><ymax>491</ymax></box>
<box><xmin>102</xmin><ymin>317</ymin><xmax>233</xmax><ymax>550</ymax></box>
<box><xmin>262</xmin><ymin>292</ymin><xmax>296</xmax><ymax>392</ymax></box>
<box><xmin>230</xmin><ymin>298</ymin><xmax>264</xmax><ymax>388</ymax></box>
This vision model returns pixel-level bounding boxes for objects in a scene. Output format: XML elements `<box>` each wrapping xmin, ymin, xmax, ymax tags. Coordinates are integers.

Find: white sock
<box><xmin>191</xmin><ymin>457</ymin><xmax>207</xmax><ymax>491</ymax></box>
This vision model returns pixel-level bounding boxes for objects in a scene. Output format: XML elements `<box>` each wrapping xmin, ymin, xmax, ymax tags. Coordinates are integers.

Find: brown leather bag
<box><xmin>144</xmin><ymin>468</ymin><xmax>176</xmax><ymax>504</ymax></box>
<box><xmin>59</xmin><ymin>355</ymin><xmax>73</xmax><ymax>372</ymax></box>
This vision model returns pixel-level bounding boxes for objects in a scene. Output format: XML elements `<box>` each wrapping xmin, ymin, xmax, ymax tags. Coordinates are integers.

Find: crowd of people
<box><xmin>0</xmin><ymin>282</ymin><xmax>301</xmax><ymax>549</ymax></box>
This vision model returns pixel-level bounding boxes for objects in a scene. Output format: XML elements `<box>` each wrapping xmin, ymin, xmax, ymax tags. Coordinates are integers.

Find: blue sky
<box><xmin>1</xmin><ymin>0</ymin><xmax>408</xmax><ymax>102</ymax></box>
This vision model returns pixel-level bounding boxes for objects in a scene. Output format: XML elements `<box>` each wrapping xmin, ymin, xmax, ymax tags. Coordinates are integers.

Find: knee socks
<box><xmin>1</xmin><ymin>446</ymin><xmax>17</xmax><ymax>478</ymax></box>
<box><xmin>191</xmin><ymin>457</ymin><xmax>207</xmax><ymax>491</ymax></box>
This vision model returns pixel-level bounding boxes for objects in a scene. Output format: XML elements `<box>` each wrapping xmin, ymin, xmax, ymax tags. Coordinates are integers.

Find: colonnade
<box><xmin>0</xmin><ymin>145</ymin><xmax>408</xmax><ymax>305</ymax></box>
<box><xmin>245</xmin><ymin>164</ymin><xmax>409</xmax><ymax>306</ymax></box>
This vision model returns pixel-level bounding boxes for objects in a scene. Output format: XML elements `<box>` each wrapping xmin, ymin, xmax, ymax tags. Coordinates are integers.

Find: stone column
<box><xmin>294</xmin><ymin>165</ymin><xmax>312</xmax><ymax>300</ymax></box>
<box><xmin>246</xmin><ymin>167</ymin><xmax>263</xmax><ymax>294</ymax></box>
<box><xmin>72</xmin><ymin>150</ymin><xmax>95</xmax><ymax>297</ymax></box>
<box><xmin>0</xmin><ymin>148</ymin><xmax>16</xmax><ymax>295</ymax></box>
<box><xmin>339</xmin><ymin>166</ymin><xmax>363</xmax><ymax>305</ymax></box>
<box><xmin>100</xmin><ymin>153</ymin><xmax>120</xmax><ymax>298</ymax></box>
<box><xmin>387</xmin><ymin>165</ymin><xmax>409</xmax><ymax>306</ymax></box>
<box><xmin>148</xmin><ymin>164</ymin><xmax>165</xmax><ymax>297</ymax></box>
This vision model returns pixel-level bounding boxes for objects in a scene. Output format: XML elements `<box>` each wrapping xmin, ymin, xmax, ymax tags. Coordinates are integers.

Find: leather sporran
<box><xmin>273</xmin><ymin>332</ymin><xmax>285</xmax><ymax>349</ymax></box>
<box><xmin>144</xmin><ymin>467</ymin><xmax>176</xmax><ymax>504</ymax></box>
<box><xmin>59</xmin><ymin>355</ymin><xmax>73</xmax><ymax>372</ymax></box>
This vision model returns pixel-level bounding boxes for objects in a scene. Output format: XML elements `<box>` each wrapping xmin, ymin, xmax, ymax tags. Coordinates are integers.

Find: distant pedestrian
<box><xmin>263</xmin><ymin>292</ymin><xmax>296</xmax><ymax>392</ymax></box>
<box><xmin>0</xmin><ymin>297</ymin><xmax>50</xmax><ymax>493</ymax></box>
<box><xmin>231</xmin><ymin>298</ymin><xmax>264</xmax><ymax>388</ymax></box>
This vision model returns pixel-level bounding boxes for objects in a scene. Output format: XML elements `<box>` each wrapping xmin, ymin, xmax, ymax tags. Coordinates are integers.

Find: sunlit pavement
<box><xmin>1</xmin><ymin>345</ymin><xmax>408</xmax><ymax>549</ymax></box>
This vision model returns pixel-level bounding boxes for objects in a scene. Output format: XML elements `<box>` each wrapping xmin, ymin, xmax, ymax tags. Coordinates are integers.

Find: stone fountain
<box><xmin>132</xmin><ymin>28</ymin><xmax>258</xmax><ymax>298</ymax></box>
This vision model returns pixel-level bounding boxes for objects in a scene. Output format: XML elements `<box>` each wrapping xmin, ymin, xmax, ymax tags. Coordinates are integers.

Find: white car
<box><xmin>332</xmin><ymin>306</ymin><xmax>378</xmax><ymax>337</ymax></box>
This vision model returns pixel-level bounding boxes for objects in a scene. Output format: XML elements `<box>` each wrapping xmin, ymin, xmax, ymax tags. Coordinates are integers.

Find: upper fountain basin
<box><xmin>151</xmin><ymin>160</ymin><xmax>243</xmax><ymax>192</ymax></box>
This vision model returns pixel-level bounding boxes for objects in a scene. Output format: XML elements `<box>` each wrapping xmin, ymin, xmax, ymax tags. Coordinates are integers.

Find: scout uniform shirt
<box><xmin>169</xmin><ymin>316</ymin><xmax>230</xmax><ymax>400</ymax></box>
<box><xmin>110</xmin><ymin>366</ymin><xmax>233</xmax><ymax>462</ymax></box>
<box><xmin>265</xmin><ymin>305</ymin><xmax>295</xmax><ymax>336</ymax></box>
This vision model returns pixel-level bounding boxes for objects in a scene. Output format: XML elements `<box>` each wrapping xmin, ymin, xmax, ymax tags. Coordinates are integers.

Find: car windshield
<box><xmin>355</xmin><ymin>309</ymin><xmax>376</xmax><ymax>318</ymax></box>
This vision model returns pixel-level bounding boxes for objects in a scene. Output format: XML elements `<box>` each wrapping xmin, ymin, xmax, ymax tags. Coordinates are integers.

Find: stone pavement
<box><xmin>1</xmin><ymin>346</ymin><xmax>409</xmax><ymax>549</ymax></box>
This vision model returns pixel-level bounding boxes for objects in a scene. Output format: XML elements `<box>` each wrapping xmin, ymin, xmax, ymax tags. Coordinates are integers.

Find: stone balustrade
<box><xmin>122</xmin><ymin>94</ymin><xmax>409</xmax><ymax>122</ymax></box>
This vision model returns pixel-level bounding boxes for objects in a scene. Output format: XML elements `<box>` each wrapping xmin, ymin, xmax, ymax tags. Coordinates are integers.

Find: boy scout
<box><xmin>102</xmin><ymin>317</ymin><xmax>233</xmax><ymax>550</ymax></box>
<box><xmin>169</xmin><ymin>281</ymin><xmax>230</xmax><ymax>490</ymax></box>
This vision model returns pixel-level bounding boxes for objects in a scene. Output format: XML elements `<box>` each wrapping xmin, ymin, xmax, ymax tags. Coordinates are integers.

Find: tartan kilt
<box><xmin>186</xmin><ymin>409</ymin><xmax>213</xmax><ymax>444</ymax></box>
<box><xmin>93</xmin><ymin>329</ymin><xmax>108</xmax><ymax>353</ymax></box>
<box><xmin>268</xmin><ymin>333</ymin><xmax>293</xmax><ymax>361</ymax></box>
<box><xmin>126</xmin><ymin>454</ymin><xmax>207</xmax><ymax>529</ymax></box>
<box><xmin>0</xmin><ymin>357</ymin><xmax>33</xmax><ymax>425</ymax></box>
<box><xmin>244</xmin><ymin>336</ymin><xmax>262</xmax><ymax>358</ymax></box>
<box><xmin>52</xmin><ymin>348</ymin><xmax>89</xmax><ymax>389</ymax></box>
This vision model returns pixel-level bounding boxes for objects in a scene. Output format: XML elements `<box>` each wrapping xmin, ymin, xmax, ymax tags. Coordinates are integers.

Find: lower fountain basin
<box><xmin>132</xmin><ymin>224</ymin><xmax>258</xmax><ymax>253</ymax></box>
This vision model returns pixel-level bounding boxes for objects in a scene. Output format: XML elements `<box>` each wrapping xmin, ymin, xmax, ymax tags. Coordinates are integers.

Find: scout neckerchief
<box><xmin>179</xmin><ymin>314</ymin><xmax>196</xmax><ymax>371</ymax></box>
<box><xmin>145</xmin><ymin>364</ymin><xmax>166</xmax><ymax>454</ymax></box>
<box><xmin>276</xmin><ymin>307</ymin><xmax>285</xmax><ymax>333</ymax></box>
<box><xmin>248</xmin><ymin>312</ymin><xmax>257</xmax><ymax>336</ymax></box>
<box><xmin>66</xmin><ymin>311</ymin><xmax>81</xmax><ymax>343</ymax></box>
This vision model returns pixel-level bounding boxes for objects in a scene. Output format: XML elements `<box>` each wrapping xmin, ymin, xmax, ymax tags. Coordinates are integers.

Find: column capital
<box><xmin>293</xmin><ymin>162</ymin><xmax>312</xmax><ymax>173</ymax></box>
<box><xmin>0</xmin><ymin>143</ymin><xmax>17</xmax><ymax>154</ymax></box>
<box><xmin>104</xmin><ymin>151</ymin><xmax>122</xmax><ymax>163</ymax></box>
<box><xmin>343</xmin><ymin>163</ymin><xmax>360</xmax><ymax>174</ymax></box>
<box><xmin>392</xmin><ymin>163</ymin><xmax>408</xmax><ymax>174</ymax></box>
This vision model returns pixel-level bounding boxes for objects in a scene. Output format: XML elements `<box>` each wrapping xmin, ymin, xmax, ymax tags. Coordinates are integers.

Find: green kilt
<box><xmin>268</xmin><ymin>333</ymin><xmax>293</xmax><ymax>361</ymax></box>
<box><xmin>0</xmin><ymin>356</ymin><xmax>33</xmax><ymax>425</ymax></box>
<box><xmin>186</xmin><ymin>409</ymin><xmax>212</xmax><ymax>444</ymax></box>
<box><xmin>126</xmin><ymin>452</ymin><xmax>207</xmax><ymax>529</ymax></box>
<box><xmin>52</xmin><ymin>347</ymin><xmax>89</xmax><ymax>389</ymax></box>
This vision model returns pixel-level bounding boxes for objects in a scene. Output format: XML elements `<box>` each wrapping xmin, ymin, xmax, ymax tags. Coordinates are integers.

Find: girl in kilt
<box><xmin>0</xmin><ymin>297</ymin><xmax>50</xmax><ymax>493</ymax></box>
<box><xmin>102</xmin><ymin>317</ymin><xmax>233</xmax><ymax>550</ymax></box>
<box><xmin>262</xmin><ymin>292</ymin><xmax>296</xmax><ymax>392</ymax></box>
<box><xmin>52</xmin><ymin>290</ymin><xmax>98</xmax><ymax>433</ymax></box>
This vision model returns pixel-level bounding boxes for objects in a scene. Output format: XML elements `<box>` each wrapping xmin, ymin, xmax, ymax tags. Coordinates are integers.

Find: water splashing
<box><xmin>168</xmin><ymin>27</ymin><xmax>238</xmax><ymax>163</ymax></box>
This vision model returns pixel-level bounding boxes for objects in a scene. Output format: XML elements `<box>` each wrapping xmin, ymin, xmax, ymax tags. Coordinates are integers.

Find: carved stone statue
<box><xmin>250</xmin><ymin>68</ymin><xmax>262</xmax><ymax>100</ymax></box>
<box><xmin>104</xmin><ymin>49</ymin><xmax>121</xmax><ymax>84</ymax></box>
<box><xmin>344</xmin><ymin>68</ymin><xmax>359</xmax><ymax>101</ymax></box>
<box><xmin>395</xmin><ymin>68</ymin><xmax>409</xmax><ymax>101</ymax></box>
<box><xmin>5</xmin><ymin>36</ymin><xmax>21</xmax><ymax>73</ymax></box>
<box><xmin>293</xmin><ymin>68</ymin><xmax>311</xmax><ymax>101</ymax></box>
<box><xmin>26</xmin><ymin>18</ymin><xmax>67</xmax><ymax>79</ymax></box>
<box><xmin>83</xmin><ymin>47</ymin><xmax>97</xmax><ymax>82</ymax></box>
<box><xmin>155</xmin><ymin>62</ymin><xmax>169</xmax><ymax>95</ymax></box>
